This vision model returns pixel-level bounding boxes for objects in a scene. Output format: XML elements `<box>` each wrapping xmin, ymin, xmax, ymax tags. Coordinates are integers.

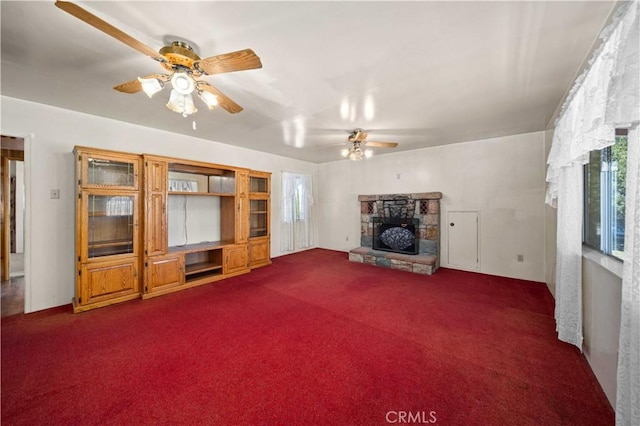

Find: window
<box><xmin>281</xmin><ymin>172</ymin><xmax>313</xmax><ymax>251</ymax></box>
<box><xmin>583</xmin><ymin>129</ymin><xmax>628</xmax><ymax>259</ymax></box>
<box><xmin>282</xmin><ymin>172</ymin><xmax>312</xmax><ymax>223</ymax></box>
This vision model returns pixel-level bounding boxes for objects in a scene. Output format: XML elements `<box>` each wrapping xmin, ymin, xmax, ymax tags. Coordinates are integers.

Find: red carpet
<box><xmin>2</xmin><ymin>249</ymin><xmax>613</xmax><ymax>425</ymax></box>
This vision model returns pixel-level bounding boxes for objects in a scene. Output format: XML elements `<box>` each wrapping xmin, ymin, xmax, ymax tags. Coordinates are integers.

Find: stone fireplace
<box><xmin>349</xmin><ymin>192</ymin><xmax>442</xmax><ymax>275</ymax></box>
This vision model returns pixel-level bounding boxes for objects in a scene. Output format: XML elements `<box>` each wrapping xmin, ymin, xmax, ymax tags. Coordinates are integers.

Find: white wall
<box><xmin>15</xmin><ymin>160</ymin><xmax>24</xmax><ymax>253</ymax></box>
<box><xmin>1</xmin><ymin>96</ymin><xmax>318</xmax><ymax>313</ymax></box>
<box><xmin>582</xmin><ymin>251</ymin><xmax>622</xmax><ymax>407</ymax></box>
<box><xmin>318</xmin><ymin>131</ymin><xmax>547</xmax><ymax>282</ymax></box>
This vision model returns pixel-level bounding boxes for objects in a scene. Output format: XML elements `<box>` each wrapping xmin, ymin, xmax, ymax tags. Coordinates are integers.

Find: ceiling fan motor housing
<box><xmin>159</xmin><ymin>41</ymin><xmax>201</xmax><ymax>71</ymax></box>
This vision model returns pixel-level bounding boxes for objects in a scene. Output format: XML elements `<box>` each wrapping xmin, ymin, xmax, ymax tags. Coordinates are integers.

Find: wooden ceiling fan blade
<box><xmin>365</xmin><ymin>141</ymin><xmax>399</xmax><ymax>148</ymax></box>
<box><xmin>113</xmin><ymin>74</ymin><xmax>170</xmax><ymax>93</ymax></box>
<box><xmin>194</xmin><ymin>49</ymin><xmax>262</xmax><ymax>75</ymax></box>
<box><xmin>197</xmin><ymin>82</ymin><xmax>243</xmax><ymax>114</ymax></box>
<box><xmin>113</xmin><ymin>79</ymin><xmax>142</xmax><ymax>94</ymax></box>
<box><xmin>349</xmin><ymin>130</ymin><xmax>368</xmax><ymax>142</ymax></box>
<box><xmin>55</xmin><ymin>1</ymin><xmax>166</xmax><ymax>63</ymax></box>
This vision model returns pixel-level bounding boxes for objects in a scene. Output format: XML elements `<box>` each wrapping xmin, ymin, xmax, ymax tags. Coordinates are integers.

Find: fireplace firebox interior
<box><xmin>373</xmin><ymin>217</ymin><xmax>420</xmax><ymax>255</ymax></box>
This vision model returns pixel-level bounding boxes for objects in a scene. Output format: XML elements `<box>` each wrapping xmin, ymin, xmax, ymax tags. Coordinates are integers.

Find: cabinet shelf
<box><xmin>250</xmin><ymin>211</ymin><xmax>268</xmax><ymax>214</ymax></box>
<box><xmin>250</xmin><ymin>229</ymin><xmax>268</xmax><ymax>238</ymax></box>
<box><xmin>89</xmin><ymin>212</ymin><xmax>134</xmax><ymax>217</ymax></box>
<box><xmin>185</xmin><ymin>262</ymin><xmax>222</xmax><ymax>276</ymax></box>
<box><xmin>89</xmin><ymin>239</ymin><xmax>133</xmax><ymax>249</ymax></box>
<box><xmin>168</xmin><ymin>240</ymin><xmax>234</xmax><ymax>253</ymax></box>
<box><xmin>168</xmin><ymin>191</ymin><xmax>234</xmax><ymax>197</ymax></box>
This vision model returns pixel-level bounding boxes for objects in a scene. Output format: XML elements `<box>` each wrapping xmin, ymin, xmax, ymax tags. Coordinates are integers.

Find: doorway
<box><xmin>1</xmin><ymin>135</ymin><xmax>25</xmax><ymax>316</ymax></box>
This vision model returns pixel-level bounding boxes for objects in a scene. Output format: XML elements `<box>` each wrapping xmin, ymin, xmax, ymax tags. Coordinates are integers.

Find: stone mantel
<box><xmin>357</xmin><ymin>192</ymin><xmax>442</xmax><ymax>202</ymax></box>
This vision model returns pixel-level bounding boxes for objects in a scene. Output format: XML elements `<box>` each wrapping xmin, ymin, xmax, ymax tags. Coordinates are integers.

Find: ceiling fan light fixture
<box><xmin>347</xmin><ymin>146</ymin><xmax>365</xmax><ymax>161</ymax></box>
<box><xmin>198</xmin><ymin>90</ymin><xmax>219</xmax><ymax>109</ymax></box>
<box><xmin>364</xmin><ymin>149</ymin><xmax>373</xmax><ymax>158</ymax></box>
<box><xmin>170</xmin><ymin>72</ymin><xmax>195</xmax><ymax>95</ymax></box>
<box><xmin>138</xmin><ymin>76</ymin><xmax>163</xmax><ymax>98</ymax></box>
<box><xmin>166</xmin><ymin>89</ymin><xmax>198</xmax><ymax>117</ymax></box>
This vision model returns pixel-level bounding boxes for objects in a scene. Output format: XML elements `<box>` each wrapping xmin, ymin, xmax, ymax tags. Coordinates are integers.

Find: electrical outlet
<box><xmin>346</xmin><ymin>236</ymin><xmax>349</xmax><ymax>242</ymax></box>
<box><xmin>517</xmin><ymin>254</ymin><xmax>524</xmax><ymax>262</ymax></box>
<box><xmin>50</xmin><ymin>189</ymin><xmax>60</xmax><ymax>199</ymax></box>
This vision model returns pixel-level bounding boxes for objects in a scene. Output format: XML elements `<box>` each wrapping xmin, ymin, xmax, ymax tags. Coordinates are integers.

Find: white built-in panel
<box><xmin>167</xmin><ymin>195</ymin><xmax>221</xmax><ymax>247</ymax></box>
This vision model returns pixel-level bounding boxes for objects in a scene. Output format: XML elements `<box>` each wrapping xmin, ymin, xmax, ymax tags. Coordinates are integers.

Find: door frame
<box><xmin>1</xmin><ymin>133</ymin><xmax>31</xmax><ymax>312</ymax></box>
<box><xmin>1</xmin><ymin>148</ymin><xmax>24</xmax><ymax>279</ymax></box>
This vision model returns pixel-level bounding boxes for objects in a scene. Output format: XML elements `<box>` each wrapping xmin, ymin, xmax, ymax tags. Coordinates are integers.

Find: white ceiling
<box><xmin>1</xmin><ymin>1</ymin><xmax>615</xmax><ymax>163</ymax></box>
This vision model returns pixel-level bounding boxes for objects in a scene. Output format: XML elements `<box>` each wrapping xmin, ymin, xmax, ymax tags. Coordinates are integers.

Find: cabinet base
<box><xmin>250</xmin><ymin>260</ymin><xmax>272</xmax><ymax>269</ymax></box>
<box><xmin>142</xmin><ymin>268</ymin><xmax>250</xmax><ymax>300</ymax></box>
<box><xmin>72</xmin><ymin>293</ymin><xmax>141</xmax><ymax>313</ymax></box>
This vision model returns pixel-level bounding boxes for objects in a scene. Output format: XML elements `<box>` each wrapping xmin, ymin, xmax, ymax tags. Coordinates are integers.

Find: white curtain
<box><xmin>617</xmin><ymin>127</ymin><xmax>640</xmax><ymax>425</ymax></box>
<box><xmin>281</xmin><ymin>172</ymin><xmax>313</xmax><ymax>252</ymax></box>
<box><xmin>553</xmin><ymin>165</ymin><xmax>584</xmax><ymax>347</ymax></box>
<box><xmin>545</xmin><ymin>2</ymin><xmax>639</xmax><ymax>424</ymax></box>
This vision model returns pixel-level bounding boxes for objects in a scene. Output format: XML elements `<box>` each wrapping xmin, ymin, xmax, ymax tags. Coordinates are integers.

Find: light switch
<box><xmin>50</xmin><ymin>189</ymin><xmax>60</xmax><ymax>199</ymax></box>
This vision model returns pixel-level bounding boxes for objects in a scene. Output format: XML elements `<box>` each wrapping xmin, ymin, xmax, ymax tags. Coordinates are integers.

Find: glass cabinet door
<box><xmin>250</xmin><ymin>199</ymin><xmax>268</xmax><ymax>238</ymax></box>
<box><xmin>87</xmin><ymin>194</ymin><xmax>136</xmax><ymax>258</ymax></box>
<box><xmin>87</xmin><ymin>157</ymin><xmax>135</xmax><ymax>187</ymax></box>
<box><xmin>78</xmin><ymin>150</ymin><xmax>139</xmax><ymax>190</ymax></box>
<box><xmin>250</xmin><ymin>176</ymin><xmax>269</xmax><ymax>194</ymax></box>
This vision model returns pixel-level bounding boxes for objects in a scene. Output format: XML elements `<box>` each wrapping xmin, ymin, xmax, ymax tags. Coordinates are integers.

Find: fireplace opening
<box><xmin>373</xmin><ymin>217</ymin><xmax>419</xmax><ymax>255</ymax></box>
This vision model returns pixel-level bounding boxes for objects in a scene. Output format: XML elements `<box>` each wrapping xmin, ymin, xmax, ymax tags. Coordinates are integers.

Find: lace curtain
<box><xmin>545</xmin><ymin>2</ymin><xmax>639</xmax><ymax>424</ymax></box>
<box><xmin>281</xmin><ymin>172</ymin><xmax>314</xmax><ymax>252</ymax></box>
<box><xmin>618</xmin><ymin>126</ymin><xmax>640</xmax><ymax>425</ymax></box>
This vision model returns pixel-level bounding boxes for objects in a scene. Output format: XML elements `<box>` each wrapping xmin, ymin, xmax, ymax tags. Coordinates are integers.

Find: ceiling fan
<box><xmin>54</xmin><ymin>1</ymin><xmax>262</xmax><ymax>116</ymax></box>
<box><xmin>343</xmin><ymin>129</ymin><xmax>398</xmax><ymax>160</ymax></box>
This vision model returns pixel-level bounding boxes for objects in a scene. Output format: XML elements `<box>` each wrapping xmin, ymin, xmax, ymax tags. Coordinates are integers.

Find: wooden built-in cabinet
<box><xmin>74</xmin><ymin>147</ymin><xmax>142</xmax><ymax>313</ymax></box>
<box><xmin>248</xmin><ymin>172</ymin><xmax>272</xmax><ymax>268</ymax></box>
<box><xmin>74</xmin><ymin>147</ymin><xmax>271</xmax><ymax>311</ymax></box>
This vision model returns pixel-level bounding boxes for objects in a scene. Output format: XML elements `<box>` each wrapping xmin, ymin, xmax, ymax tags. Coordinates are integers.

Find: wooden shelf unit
<box><xmin>73</xmin><ymin>147</ymin><xmax>142</xmax><ymax>313</ymax></box>
<box><xmin>74</xmin><ymin>147</ymin><xmax>272</xmax><ymax>311</ymax></box>
<box><xmin>143</xmin><ymin>156</ymin><xmax>254</xmax><ymax>299</ymax></box>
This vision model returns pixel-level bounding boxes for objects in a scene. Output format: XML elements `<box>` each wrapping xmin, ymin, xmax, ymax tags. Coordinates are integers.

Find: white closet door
<box><xmin>447</xmin><ymin>210</ymin><xmax>479</xmax><ymax>271</ymax></box>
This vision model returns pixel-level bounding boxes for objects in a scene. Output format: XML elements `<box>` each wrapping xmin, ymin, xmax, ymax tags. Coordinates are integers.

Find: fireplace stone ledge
<box><xmin>349</xmin><ymin>246</ymin><xmax>438</xmax><ymax>275</ymax></box>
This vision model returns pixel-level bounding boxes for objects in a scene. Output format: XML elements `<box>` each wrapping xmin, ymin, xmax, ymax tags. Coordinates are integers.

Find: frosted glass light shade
<box><xmin>348</xmin><ymin>147</ymin><xmax>364</xmax><ymax>161</ymax></box>
<box><xmin>166</xmin><ymin>90</ymin><xmax>198</xmax><ymax>116</ymax></box>
<box><xmin>171</xmin><ymin>72</ymin><xmax>195</xmax><ymax>95</ymax></box>
<box><xmin>183</xmin><ymin>93</ymin><xmax>197</xmax><ymax>115</ymax></box>
<box><xmin>138</xmin><ymin>77</ymin><xmax>163</xmax><ymax>98</ymax></box>
<box><xmin>199</xmin><ymin>90</ymin><xmax>219</xmax><ymax>109</ymax></box>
